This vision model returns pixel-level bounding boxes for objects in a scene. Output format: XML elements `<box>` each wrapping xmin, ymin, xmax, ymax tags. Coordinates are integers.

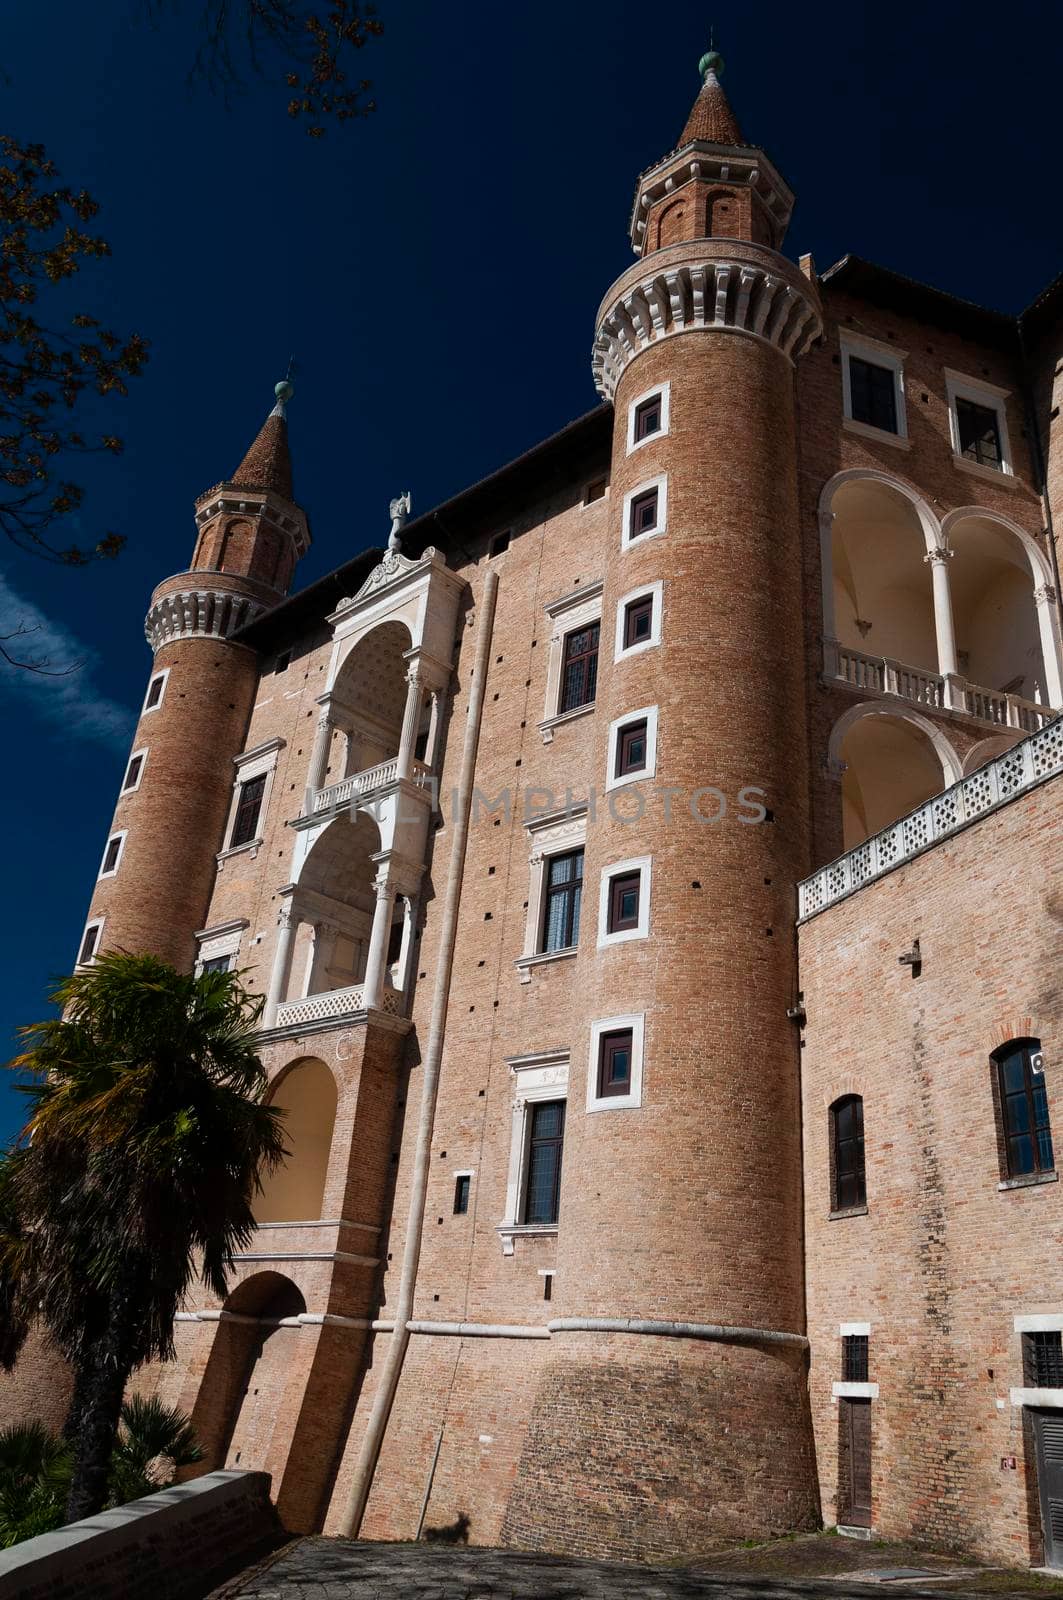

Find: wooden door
<box><xmin>1033</xmin><ymin>1411</ymin><xmax>1063</xmax><ymax>1569</ymax></box>
<box><xmin>840</xmin><ymin>1398</ymin><xmax>872</xmax><ymax>1528</ymax></box>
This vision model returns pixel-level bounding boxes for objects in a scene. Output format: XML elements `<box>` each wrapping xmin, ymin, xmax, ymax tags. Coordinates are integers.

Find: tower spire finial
<box><xmin>680</xmin><ymin>34</ymin><xmax>742</xmax><ymax>145</ymax></box>
<box><xmin>271</xmin><ymin>358</ymin><xmax>295</xmax><ymax>419</ymax></box>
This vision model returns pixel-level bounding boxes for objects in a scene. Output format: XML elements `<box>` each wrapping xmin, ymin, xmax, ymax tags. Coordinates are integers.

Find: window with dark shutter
<box><xmin>453</xmin><ymin>1174</ymin><xmax>471</xmax><ymax>1215</ymax></box>
<box><xmin>122</xmin><ymin>754</ymin><xmax>143</xmax><ymax>792</ymax></box>
<box><xmin>623</xmin><ymin>595</ymin><xmax>654</xmax><ymax>649</ymax></box>
<box><xmin>584</xmin><ymin>476</ymin><xmax>608</xmax><ymax>505</ymax></box>
<box><xmin>831</xmin><ymin>1095</ymin><xmax>866</xmax><ymax>1210</ymax></box>
<box><xmin>615</xmin><ymin>719</ymin><xmax>648</xmax><ymax>777</ymax></box>
<box><xmin>843</xmin><ymin>1334</ymin><xmax>869</xmax><ymax>1382</ymax></box>
<box><xmin>145</xmin><ymin>674</ymin><xmax>165</xmax><ymax>709</ymax></box>
<box><xmin>101</xmin><ymin>837</ymin><xmax>122</xmax><ymax>875</ymax></box>
<box><xmin>230</xmin><ymin>773</ymin><xmax>267</xmax><ymax>849</ymax></box>
<box><xmin>608</xmin><ymin>871</ymin><xmax>641</xmax><ymax>933</ymax></box>
<box><xmin>523</xmin><ymin>1101</ymin><xmax>565</xmax><ymax>1224</ymax></box>
<box><xmin>995</xmin><ymin>1039</ymin><xmax>1053</xmax><ymax>1178</ymax></box>
<box><xmin>597</xmin><ymin>1029</ymin><xmax>633</xmax><ymax>1098</ymax></box>
<box><xmin>79</xmin><ymin>924</ymin><xmax>101</xmax><ymax>965</ymax></box>
<box><xmin>541</xmin><ymin>849</ymin><xmax>583</xmax><ymax>953</ymax></box>
<box><xmin>956</xmin><ymin>396</ymin><xmax>1002</xmax><ymax>467</ymax></box>
<box><xmin>560</xmin><ymin>623</ymin><xmax>599</xmax><ymax>713</ymax></box>
<box><xmin>848</xmin><ymin>356</ymin><xmax>898</xmax><ymax>434</ymax></box>
<box><xmin>628</xmin><ymin>486</ymin><xmax>659</xmax><ymax>539</ymax></box>
<box><xmin>633</xmin><ymin>394</ymin><xmax>662</xmax><ymax>441</ymax></box>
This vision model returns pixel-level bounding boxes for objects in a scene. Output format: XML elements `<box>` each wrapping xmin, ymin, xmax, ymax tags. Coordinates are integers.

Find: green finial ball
<box><xmin>699</xmin><ymin>48</ymin><xmax>724</xmax><ymax>80</ymax></box>
<box><xmin>274</xmin><ymin>379</ymin><xmax>294</xmax><ymax>404</ymax></box>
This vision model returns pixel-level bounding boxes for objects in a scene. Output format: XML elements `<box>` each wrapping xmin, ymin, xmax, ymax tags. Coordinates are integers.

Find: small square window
<box><xmin>608</xmin><ymin>871</ymin><xmax>641</xmax><ymax>933</ymax></box>
<box><xmin>956</xmin><ymin>396</ymin><xmax>1002</xmax><ymax>468</ymax></box>
<box><xmin>144</xmin><ymin>673</ymin><xmax>166</xmax><ymax>711</ymax></box>
<box><xmin>1023</xmin><ymin>1331</ymin><xmax>1063</xmax><ymax>1388</ymax></box>
<box><xmin>616</xmin><ymin>719</ymin><xmax>648</xmax><ymax>777</ymax></box>
<box><xmin>848</xmin><ymin>355</ymin><xmax>898</xmax><ymax>434</ymax></box>
<box><xmin>842</xmin><ymin>1334</ymin><xmax>869</xmax><ymax>1383</ymax></box>
<box><xmin>489</xmin><ymin>530</ymin><xmax>511</xmax><ymax>557</ymax></box>
<box><xmin>274</xmin><ymin>650</ymin><xmax>292</xmax><ymax>674</ymax></box>
<box><xmin>633</xmin><ymin>395</ymin><xmax>662</xmax><ymax>441</ymax></box>
<box><xmin>598</xmin><ymin>1029</ymin><xmax>633</xmax><ymax>1099</ymax></box>
<box><xmin>100</xmin><ymin>836</ymin><xmax>123</xmax><ymax>876</ymax></box>
<box><xmin>629</xmin><ymin>487</ymin><xmax>659</xmax><ymax>540</ymax></box>
<box><xmin>122</xmin><ymin>753</ymin><xmax>144</xmax><ymax>792</ymax></box>
<box><xmin>453</xmin><ymin>1174</ymin><xmax>471</xmax><ymax>1215</ymax></box>
<box><xmin>584</xmin><ymin>476</ymin><xmax>608</xmax><ymax>505</ymax></box>
<box><xmin>624</xmin><ymin>596</ymin><xmax>654</xmax><ymax>649</ymax></box>
<box><xmin>78</xmin><ymin>923</ymin><xmax>102</xmax><ymax>965</ymax></box>
<box><xmin>200</xmin><ymin>954</ymin><xmax>233</xmax><ymax>975</ymax></box>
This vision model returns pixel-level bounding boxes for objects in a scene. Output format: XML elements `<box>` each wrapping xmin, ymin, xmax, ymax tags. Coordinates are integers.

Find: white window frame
<box><xmin>614</xmin><ymin>580</ymin><xmax>663</xmax><ymax>662</ymax></box>
<box><xmin>77</xmin><ymin>918</ymin><xmax>104</xmax><ymax>967</ymax></box>
<box><xmin>498</xmin><ymin>1051</ymin><xmax>569</xmax><ymax>1252</ymax></box>
<box><xmin>539</xmin><ymin>582</ymin><xmax>603</xmax><ymax>742</ymax></box>
<box><xmin>587</xmin><ymin>1013</ymin><xmax>645</xmax><ymax>1113</ymax></box>
<box><xmin>452</xmin><ymin>1168</ymin><xmax>474</xmax><ymax>1214</ymax></box>
<box><xmin>621</xmin><ymin>473</ymin><xmax>668</xmax><ymax>550</ymax></box>
<box><xmin>944</xmin><ymin>368</ymin><xmax>1014</xmax><ymax>481</ymax></box>
<box><xmin>142</xmin><ymin>667</ymin><xmax>169</xmax><ymax>715</ymax></box>
<box><xmin>121</xmin><ymin>747</ymin><xmax>148</xmax><ymax>795</ymax></box>
<box><xmin>1010</xmin><ymin>1313</ymin><xmax>1063</xmax><ymax>1408</ymax></box>
<box><xmin>626</xmin><ymin>380</ymin><xmax>671</xmax><ymax>454</ymax></box>
<box><xmin>597</xmin><ymin>856</ymin><xmax>652</xmax><ymax>948</ymax></box>
<box><xmin>194</xmin><ymin>918</ymin><xmax>249</xmax><ymax>976</ymax></box>
<box><xmin>219</xmin><ymin>737</ymin><xmax>285</xmax><ymax>859</ymax></box>
<box><xmin>97</xmin><ymin>830</ymin><xmax>127</xmax><ymax>881</ymax></box>
<box><xmin>839</xmin><ymin>332</ymin><xmax>909</xmax><ymax>447</ymax></box>
<box><xmin>516</xmin><ymin>806</ymin><xmax>587</xmax><ymax>975</ymax></box>
<box><xmin>605</xmin><ymin>704</ymin><xmax>658</xmax><ymax>792</ymax></box>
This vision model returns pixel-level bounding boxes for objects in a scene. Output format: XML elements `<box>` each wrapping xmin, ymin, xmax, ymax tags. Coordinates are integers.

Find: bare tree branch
<box><xmin>0</xmin><ymin>621</ymin><xmax>82</xmax><ymax>675</ymax></box>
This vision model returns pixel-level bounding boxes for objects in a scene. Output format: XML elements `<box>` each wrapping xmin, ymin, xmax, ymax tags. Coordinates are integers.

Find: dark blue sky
<box><xmin>2</xmin><ymin>0</ymin><xmax>1060</xmax><ymax>1144</ymax></box>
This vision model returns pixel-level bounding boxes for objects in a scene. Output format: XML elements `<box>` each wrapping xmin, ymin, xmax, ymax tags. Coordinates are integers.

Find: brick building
<box><xmin>10</xmin><ymin>45</ymin><xmax>1063</xmax><ymax>1568</ymax></box>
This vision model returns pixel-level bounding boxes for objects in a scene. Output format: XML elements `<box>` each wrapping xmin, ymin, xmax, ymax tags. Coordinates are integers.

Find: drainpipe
<box><xmin>1018</xmin><ymin>321</ymin><xmax>1063</xmax><ymax>627</ymax></box>
<box><xmin>339</xmin><ymin>568</ymin><xmax>498</xmax><ymax>1537</ymax></box>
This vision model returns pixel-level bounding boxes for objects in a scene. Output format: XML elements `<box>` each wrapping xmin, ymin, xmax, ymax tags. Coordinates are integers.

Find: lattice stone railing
<box><xmin>312</xmin><ymin>757</ymin><xmax>430</xmax><ymax>815</ymax></box>
<box><xmin>274</xmin><ymin>981</ymin><xmax>402</xmax><ymax>1028</ymax></box>
<box><xmin>799</xmin><ymin>717</ymin><xmax>1063</xmax><ymax>920</ymax></box>
<box><xmin>823</xmin><ymin>640</ymin><xmax>1051</xmax><ymax>732</ymax></box>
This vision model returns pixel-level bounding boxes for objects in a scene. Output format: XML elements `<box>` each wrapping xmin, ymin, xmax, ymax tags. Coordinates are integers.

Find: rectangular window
<box><xmin>523</xmin><ymin>1100</ymin><xmax>565</xmax><ymax>1224</ymax></box>
<box><xmin>200</xmin><ymin>954</ymin><xmax>233</xmax><ymax>975</ymax></box>
<box><xmin>597</xmin><ymin>1029</ymin><xmax>633</xmax><ymax>1099</ymax></box>
<box><xmin>843</xmin><ymin>1334</ymin><xmax>870</xmax><ymax>1383</ymax></box>
<box><xmin>274</xmin><ymin>650</ymin><xmax>292</xmax><ymax>674</ymax></box>
<box><xmin>122</xmin><ymin>753</ymin><xmax>144</xmax><ymax>792</ymax></box>
<box><xmin>541</xmin><ymin>849</ymin><xmax>583</xmax><ymax>953</ymax></box>
<box><xmin>629</xmin><ymin>486</ymin><xmax>659</xmax><ymax>540</ymax></box>
<box><xmin>833</xmin><ymin>1095</ymin><xmax>866</xmax><ymax>1210</ymax></box>
<box><xmin>956</xmin><ymin>396</ymin><xmax>1002</xmax><ymax>467</ymax></box>
<box><xmin>230</xmin><ymin>773</ymin><xmax>267</xmax><ymax>849</ymax></box>
<box><xmin>453</xmin><ymin>1174</ymin><xmax>471</xmax><ymax>1215</ymax></box>
<box><xmin>559</xmin><ymin>623</ymin><xmax>599</xmax><ymax>714</ymax></box>
<box><xmin>99</xmin><ymin>835</ymin><xmax>123</xmax><ymax>877</ymax></box>
<box><xmin>616</xmin><ymin>718</ymin><xmax>648</xmax><ymax>777</ymax></box>
<box><xmin>848</xmin><ymin>356</ymin><xmax>898</xmax><ymax>434</ymax></box>
<box><xmin>633</xmin><ymin>394</ymin><xmax>662</xmax><ymax>441</ymax></box>
<box><xmin>608</xmin><ymin>871</ymin><xmax>641</xmax><ymax>933</ymax></box>
<box><xmin>997</xmin><ymin>1042</ymin><xmax>1054</xmax><ymax>1177</ymax></box>
<box><xmin>623</xmin><ymin>595</ymin><xmax>654</xmax><ymax>650</ymax></box>
<box><xmin>489</xmin><ymin>529</ymin><xmax>511</xmax><ymax>556</ymax></box>
<box><xmin>78</xmin><ymin>922</ymin><xmax>102</xmax><ymax>965</ymax></box>
<box><xmin>584</xmin><ymin>476</ymin><xmax>608</xmax><ymax>505</ymax></box>
<box><xmin>144</xmin><ymin>672</ymin><xmax>166</xmax><ymax>711</ymax></box>
<box><xmin>1023</xmin><ymin>1331</ymin><xmax>1063</xmax><ymax>1388</ymax></box>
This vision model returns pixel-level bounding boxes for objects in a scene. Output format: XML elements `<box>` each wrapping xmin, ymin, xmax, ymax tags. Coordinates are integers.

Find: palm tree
<box><xmin>9</xmin><ymin>953</ymin><xmax>287</xmax><ymax>1523</ymax></box>
<box><xmin>0</xmin><ymin>1422</ymin><xmax>71</xmax><ymax>1547</ymax></box>
<box><xmin>0</xmin><ymin>1150</ymin><xmax>30</xmax><ymax>1372</ymax></box>
<box><xmin>108</xmin><ymin>1394</ymin><xmax>204</xmax><ymax>1506</ymax></box>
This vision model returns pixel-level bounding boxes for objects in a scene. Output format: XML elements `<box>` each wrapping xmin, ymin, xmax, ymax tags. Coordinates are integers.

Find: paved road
<box><xmin>221</xmin><ymin>1538</ymin><xmax>1028</xmax><ymax>1600</ymax></box>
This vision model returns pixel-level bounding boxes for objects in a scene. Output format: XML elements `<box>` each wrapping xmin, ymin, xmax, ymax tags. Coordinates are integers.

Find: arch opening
<box><xmin>830</xmin><ymin>478</ymin><xmax>936</xmax><ymax>672</ymax></box>
<box><xmin>837</xmin><ymin>709</ymin><xmax>957</xmax><ymax>849</ymax></box>
<box><xmin>329</xmin><ymin>620</ymin><xmax>412</xmax><ymax>778</ymax></box>
<box><xmin>947</xmin><ymin>513</ymin><xmax>1051</xmax><ymax>705</ymax></box>
<box><xmin>255</xmin><ymin>1058</ymin><xmax>337</xmax><ymax>1225</ymax></box>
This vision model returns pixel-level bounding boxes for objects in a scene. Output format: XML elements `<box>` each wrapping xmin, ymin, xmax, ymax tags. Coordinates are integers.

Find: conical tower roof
<box><xmin>230</xmin><ymin>380</ymin><xmax>295</xmax><ymax>500</ymax></box>
<box><xmin>679</xmin><ymin>49</ymin><xmax>744</xmax><ymax>146</ymax></box>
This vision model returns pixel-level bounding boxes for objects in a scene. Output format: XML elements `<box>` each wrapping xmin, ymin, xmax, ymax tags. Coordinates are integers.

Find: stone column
<box><xmin>425</xmin><ymin>689</ymin><xmax>445</xmax><ymax>770</ymax></box>
<box><xmin>395</xmin><ymin>670</ymin><xmax>426</xmax><ymax>781</ymax></box>
<box><xmin>264</xmin><ymin>901</ymin><xmax>297</xmax><ymax>1027</ymax></box>
<box><xmin>362</xmin><ymin>875</ymin><xmax>397</xmax><ymax>1010</ymax></box>
<box><xmin>394</xmin><ymin>894</ymin><xmax>418</xmax><ymax>1001</ymax></box>
<box><xmin>305</xmin><ymin>705</ymin><xmax>334</xmax><ymax>809</ymax></box>
<box><xmin>925</xmin><ymin>546</ymin><xmax>960</xmax><ymax>700</ymax></box>
<box><xmin>1034</xmin><ymin>584</ymin><xmax>1063</xmax><ymax>709</ymax></box>
<box><xmin>302</xmin><ymin>920</ymin><xmax>340</xmax><ymax>999</ymax></box>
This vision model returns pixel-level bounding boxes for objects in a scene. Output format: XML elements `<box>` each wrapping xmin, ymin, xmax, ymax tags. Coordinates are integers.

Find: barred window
<box><xmin>1023</xmin><ymin>1331</ymin><xmax>1063</xmax><ymax>1388</ymax></box>
<box><xmin>843</xmin><ymin>1334</ymin><xmax>869</xmax><ymax>1383</ymax></box>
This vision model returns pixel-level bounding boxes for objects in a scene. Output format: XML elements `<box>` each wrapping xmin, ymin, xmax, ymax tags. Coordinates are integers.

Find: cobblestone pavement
<box><xmin>219</xmin><ymin>1538</ymin><xmax>1054</xmax><ymax>1600</ymax></box>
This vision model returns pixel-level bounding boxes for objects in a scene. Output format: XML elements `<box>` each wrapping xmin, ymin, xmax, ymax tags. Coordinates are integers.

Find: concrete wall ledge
<box><xmin>0</xmin><ymin>1468</ymin><xmax>277</xmax><ymax>1600</ymax></box>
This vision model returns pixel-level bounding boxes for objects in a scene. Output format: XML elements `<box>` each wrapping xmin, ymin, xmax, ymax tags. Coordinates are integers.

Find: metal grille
<box><xmin>1024</xmin><ymin>1331</ymin><xmax>1063</xmax><ymax>1388</ymax></box>
<box><xmin>843</xmin><ymin>1335</ymin><xmax>869</xmax><ymax>1383</ymax></box>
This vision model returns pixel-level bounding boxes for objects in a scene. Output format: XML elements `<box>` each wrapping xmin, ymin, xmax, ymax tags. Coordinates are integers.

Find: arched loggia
<box><xmin>830</xmin><ymin>703</ymin><xmax>962</xmax><ymax>849</ymax></box>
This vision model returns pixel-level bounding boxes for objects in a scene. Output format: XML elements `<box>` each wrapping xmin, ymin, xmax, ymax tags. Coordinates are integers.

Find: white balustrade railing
<box><xmin>823</xmin><ymin>640</ymin><xmax>1050</xmax><ymax>730</ymax></box>
<box><xmin>275</xmin><ymin>981</ymin><xmax>402</xmax><ymax>1028</ymax></box>
<box><xmin>799</xmin><ymin>717</ymin><xmax>1063</xmax><ymax>919</ymax></box>
<box><xmin>312</xmin><ymin>757</ymin><xmax>429</xmax><ymax>815</ymax></box>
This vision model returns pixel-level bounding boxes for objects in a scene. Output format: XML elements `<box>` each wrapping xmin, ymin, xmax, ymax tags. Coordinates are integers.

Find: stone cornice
<box><xmin>592</xmin><ymin>238</ymin><xmax>823</xmax><ymax>400</ymax></box>
<box><xmin>628</xmin><ymin>140</ymin><xmax>794</xmax><ymax>255</ymax></box>
<box><xmin>144</xmin><ymin>585</ymin><xmax>268</xmax><ymax>653</ymax></box>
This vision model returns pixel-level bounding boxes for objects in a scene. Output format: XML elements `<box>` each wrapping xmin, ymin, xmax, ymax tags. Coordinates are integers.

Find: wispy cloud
<box><xmin>0</xmin><ymin>571</ymin><xmax>135</xmax><ymax>749</ymax></box>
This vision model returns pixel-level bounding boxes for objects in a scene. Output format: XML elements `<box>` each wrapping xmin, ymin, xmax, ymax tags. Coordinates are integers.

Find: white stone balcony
<box><xmin>311</xmin><ymin>755</ymin><xmax>431</xmax><ymax>817</ymax></box>
<box><xmin>824</xmin><ymin>639</ymin><xmax>1052</xmax><ymax>734</ymax></box>
<box><xmin>799</xmin><ymin>716</ymin><xmax>1063</xmax><ymax>919</ymax></box>
<box><xmin>274</xmin><ymin>980</ymin><xmax>402</xmax><ymax>1030</ymax></box>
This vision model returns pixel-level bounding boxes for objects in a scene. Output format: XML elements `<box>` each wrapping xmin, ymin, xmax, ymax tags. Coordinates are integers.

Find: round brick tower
<box><xmin>504</xmin><ymin>54</ymin><xmax>824</xmax><ymax>1558</ymax></box>
<box><xmin>78</xmin><ymin>381</ymin><xmax>309</xmax><ymax>972</ymax></box>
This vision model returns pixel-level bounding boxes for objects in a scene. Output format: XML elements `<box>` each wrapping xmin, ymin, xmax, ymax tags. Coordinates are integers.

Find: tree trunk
<box><xmin>65</xmin><ymin>1338</ymin><xmax>130</xmax><ymax>1523</ymax></box>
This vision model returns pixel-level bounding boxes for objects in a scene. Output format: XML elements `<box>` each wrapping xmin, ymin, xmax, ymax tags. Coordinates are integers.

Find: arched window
<box><xmin>831</xmin><ymin>1095</ymin><xmax>866</xmax><ymax>1211</ymax></box>
<box><xmin>993</xmin><ymin>1039</ymin><xmax>1053</xmax><ymax>1179</ymax></box>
